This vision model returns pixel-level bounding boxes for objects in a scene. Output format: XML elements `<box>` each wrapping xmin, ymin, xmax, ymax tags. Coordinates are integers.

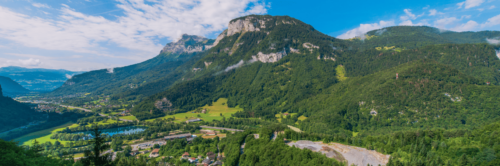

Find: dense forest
<box><xmin>0</xmin><ymin>76</ymin><xmax>30</xmax><ymax>97</ymax></box>
<box><xmin>0</xmin><ymin>84</ymin><xmax>43</xmax><ymax>132</ymax></box>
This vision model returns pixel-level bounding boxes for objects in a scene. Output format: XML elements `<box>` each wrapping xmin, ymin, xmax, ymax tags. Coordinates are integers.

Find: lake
<box><xmin>76</xmin><ymin>126</ymin><xmax>147</xmax><ymax>138</ymax></box>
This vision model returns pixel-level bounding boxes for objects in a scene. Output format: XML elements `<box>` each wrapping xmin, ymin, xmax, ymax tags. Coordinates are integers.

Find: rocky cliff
<box><xmin>160</xmin><ymin>34</ymin><xmax>215</xmax><ymax>54</ymax></box>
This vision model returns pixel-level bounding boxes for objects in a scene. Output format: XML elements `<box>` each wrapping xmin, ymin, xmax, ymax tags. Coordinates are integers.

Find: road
<box><xmin>60</xmin><ymin>105</ymin><xmax>134</xmax><ymax>122</ymax></box>
<box><xmin>200</xmin><ymin>126</ymin><xmax>244</xmax><ymax>132</ymax></box>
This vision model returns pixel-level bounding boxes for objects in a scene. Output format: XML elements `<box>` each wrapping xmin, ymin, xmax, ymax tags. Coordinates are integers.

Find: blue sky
<box><xmin>0</xmin><ymin>0</ymin><xmax>499</xmax><ymax>71</ymax></box>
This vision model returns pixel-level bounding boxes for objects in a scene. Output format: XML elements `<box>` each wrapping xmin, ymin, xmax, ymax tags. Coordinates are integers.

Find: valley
<box><xmin>1</xmin><ymin>14</ymin><xmax>500</xmax><ymax>166</ymax></box>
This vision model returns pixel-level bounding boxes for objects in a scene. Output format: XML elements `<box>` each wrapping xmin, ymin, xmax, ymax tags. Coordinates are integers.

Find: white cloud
<box><xmin>481</xmin><ymin>14</ymin><xmax>500</xmax><ymax>27</ymax></box>
<box><xmin>0</xmin><ymin>0</ymin><xmax>268</xmax><ymax>59</ymax></box>
<box><xmin>490</xmin><ymin>5</ymin><xmax>496</xmax><ymax>9</ymax></box>
<box><xmin>337</xmin><ymin>20</ymin><xmax>395</xmax><ymax>39</ymax></box>
<box><xmin>400</xmin><ymin>9</ymin><xmax>417</xmax><ymax>21</ymax></box>
<box><xmin>434</xmin><ymin>17</ymin><xmax>460</xmax><ymax>28</ymax></box>
<box><xmin>457</xmin><ymin>0</ymin><xmax>485</xmax><ymax>9</ymax></box>
<box><xmin>429</xmin><ymin>9</ymin><xmax>437</xmax><ymax>16</ymax></box>
<box><xmin>224</xmin><ymin>60</ymin><xmax>244</xmax><ymax>72</ymax></box>
<box><xmin>486</xmin><ymin>38</ymin><xmax>500</xmax><ymax>44</ymax></box>
<box><xmin>457</xmin><ymin>2</ymin><xmax>465</xmax><ymax>9</ymax></box>
<box><xmin>32</xmin><ymin>3</ymin><xmax>50</xmax><ymax>8</ymax></box>
<box><xmin>399</xmin><ymin>20</ymin><xmax>429</xmax><ymax>26</ymax></box>
<box><xmin>106</xmin><ymin>68</ymin><xmax>114</xmax><ymax>73</ymax></box>
<box><xmin>461</xmin><ymin>15</ymin><xmax>472</xmax><ymax>19</ymax></box>
<box><xmin>423</xmin><ymin>5</ymin><xmax>430</xmax><ymax>10</ymax></box>
<box><xmin>478</xmin><ymin>8</ymin><xmax>485</xmax><ymax>11</ymax></box>
<box><xmin>451</xmin><ymin>20</ymin><xmax>479</xmax><ymax>31</ymax></box>
<box><xmin>0</xmin><ymin>58</ymin><xmax>42</xmax><ymax>67</ymax></box>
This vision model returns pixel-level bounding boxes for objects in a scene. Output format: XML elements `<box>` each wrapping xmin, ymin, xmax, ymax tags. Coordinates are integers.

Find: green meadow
<box><xmin>147</xmin><ymin>98</ymin><xmax>242</xmax><ymax>123</ymax></box>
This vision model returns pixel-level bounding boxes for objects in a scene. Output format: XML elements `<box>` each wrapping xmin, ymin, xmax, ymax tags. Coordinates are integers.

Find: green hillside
<box><xmin>295</xmin><ymin>60</ymin><xmax>500</xmax><ymax>134</ymax></box>
<box><xmin>0</xmin><ymin>76</ymin><xmax>30</xmax><ymax>97</ymax></box>
<box><xmin>131</xmin><ymin>15</ymin><xmax>500</xmax><ymax>122</ymax></box>
<box><xmin>352</xmin><ymin>26</ymin><xmax>500</xmax><ymax>49</ymax></box>
<box><xmin>0</xmin><ymin>85</ymin><xmax>43</xmax><ymax>132</ymax></box>
<box><xmin>50</xmin><ymin>35</ymin><xmax>214</xmax><ymax>97</ymax></box>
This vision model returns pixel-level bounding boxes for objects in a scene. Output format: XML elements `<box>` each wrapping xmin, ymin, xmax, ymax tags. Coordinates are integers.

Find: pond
<box><xmin>75</xmin><ymin>126</ymin><xmax>147</xmax><ymax>138</ymax></box>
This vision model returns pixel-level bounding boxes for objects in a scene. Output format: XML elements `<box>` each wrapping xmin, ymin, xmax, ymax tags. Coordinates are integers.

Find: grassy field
<box><xmin>15</xmin><ymin>118</ymin><xmax>126</xmax><ymax>146</ymax></box>
<box><xmin>15</xmin><ymin>122</ymin><xmax>78</xmax><ymax>146</ymax></box>
<box><xmin>275</xmin><ymin>113</ymin><xmax>298</xmax><ymax>122</ymax></box>
<box><xmin>147</xmin><ymin>98</ymin><xmax>242</xmax><ymax>123</ymax></box>
<box><xmin>120</xmin><ymin>116</ymin><xmax>138</xmax><ymax>121</ymax></box>
<box><xmin>297</xmin><ymin>115</ymin><xmax>308</xmax><ymax>121</ymax></box>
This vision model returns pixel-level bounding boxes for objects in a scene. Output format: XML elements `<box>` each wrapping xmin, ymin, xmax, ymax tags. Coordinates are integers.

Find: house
<box><xmin>186</xmin><ymin>118</ymin><xmax>201</xmax><ymax>123</ymax></box>
<box><xmin>188</xmin><ymin>157</ymin><xmax>197</xmax><ymax>163</ymax></box>
<box><xmin>197</xmin><ymin>155</ymin><xmax>203</xmax><ymax>159</ymax></box>
<box><xmin>205</xmin><ymin>131</ymin><xmax>216</xmax><ymax>136</ymax></box>
<box><xmin>140</xmin><ymin>150</ymin><xmax>150</xmax><ymax>154</ymax></box>
<box><xmin>182</xmin><ymin>152</ymin><xmax>190</xmax><ymax>159</ymax></box>
<box><xmin>202</xmin><ymin>159</ymin><xmax>212</xmax><ymax>165</ymax></box>
<box><xmin>212</xmin><ymin>161</ymin><xmax>223</xmax><ymax>166</ymax></box>
<box><xmin>149</xmin><ymin>149</ymin><xmax>160</xmax><ymax>158</ymax></box>
<box><xmin>201</xmin><ymin>109</ymin><xmax>207</xmax><ymax>113</ymax></box>
<box><xmin>130</xmin><ymin>150</ymin><xmax>139</xmax><ymax>156</ymax></box>
<box><xmin>206</xmin><ymin>152</ymin><xmax>216</xmax><ymax>160</ymax></box>
<box><xmin>283</xmin><ymin>113</ymin><xmax>289</xmax><ymax>116</ymax></box>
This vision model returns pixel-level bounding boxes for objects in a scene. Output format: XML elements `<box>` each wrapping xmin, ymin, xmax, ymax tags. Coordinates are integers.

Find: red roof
<box><xmin>183</xmin><ymin>152</ymin><xmax>190</xmax><ymax>156</ymax></box>
<box><xmin>152</xmin><ymin>149</ymin><xmax>160</xmax><ymax>153</ymax></box>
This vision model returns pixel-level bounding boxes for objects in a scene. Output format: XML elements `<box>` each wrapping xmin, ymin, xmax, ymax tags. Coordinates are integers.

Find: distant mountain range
<box><xmin>0</xmin><ymin>66</ymin><xmax>82</xmax><ymax>91</ymax></box>
<box><xmin>0</xmin><ymin>76</ymin><xmax>30</xmax><ymax>97</ymax></box>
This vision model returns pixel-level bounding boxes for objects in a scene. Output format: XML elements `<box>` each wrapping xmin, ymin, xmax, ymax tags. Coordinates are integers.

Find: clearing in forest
<box><xmin>15</xmin><ymin>122</ymin><xmax>78</xmax><ymax>146</ymax></box>
<box><xmin>147</xmin><ymin>98</ymin><xmax>242</xmax><ymax>123</ymax></box>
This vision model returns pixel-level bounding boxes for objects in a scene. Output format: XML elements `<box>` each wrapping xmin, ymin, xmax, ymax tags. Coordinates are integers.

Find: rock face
<box><xmin>252</xmin><ymin>49</ymin><xmax>287</xmax><ymax>63</ymax></box>
<box><xmin>160</xmin><ymin>34</ymin><xmax>214</xmax><ymax>54</ymax></box>
<box><xmin>213</xmin><ymin>16</ymin><xmax>273</xmax><ymax>46</ymax></box>
<box><xmin>496</xmin><ymin>49</ymin><xmax>500</xmax><ymax>59</ymax></box>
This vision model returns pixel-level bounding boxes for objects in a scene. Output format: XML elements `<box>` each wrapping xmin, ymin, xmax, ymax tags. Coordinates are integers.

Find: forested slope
<box><xmin>132</xmin><ymin>15</ymin><xmax>500</xmax><ymax>124</ymax></box>
<box><xmin>353</xmin><ymin>26</ymin><xmax>500</xmax><ymax>49</ymax></box>
<box><xmin>50</xmin><ymin>35</ymin><xmax>214</xmax><ymax>96</ymax></box>
<box><xmin>0</xmin><ymin>85</ymin><xmax>42</xmax><ymax>132</ymax></box>
<box><xmin>0</xmin><ymin>76</ymin><xmax>30</xmax><ymax>97</ymax></box>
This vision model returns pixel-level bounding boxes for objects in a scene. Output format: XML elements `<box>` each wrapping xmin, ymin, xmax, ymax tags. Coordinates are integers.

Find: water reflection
<box><xmin>75</xmin><ymin>126</ymin><xmax>147</xmax><ymax>138</ymax></box>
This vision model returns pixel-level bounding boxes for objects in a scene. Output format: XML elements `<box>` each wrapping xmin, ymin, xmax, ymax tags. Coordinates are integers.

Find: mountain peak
<box><xmin>213</xmin><ymin>15</ymin><xmax>307</xmax><ymax>46</ymax></box>
<box><xmin>160</xmin><ymin>34</ymin><xmax>214</xmax><ymax>54</ymax></box>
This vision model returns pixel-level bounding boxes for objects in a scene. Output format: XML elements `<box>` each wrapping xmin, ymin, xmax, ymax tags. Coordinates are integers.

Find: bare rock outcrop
<box><xmin>252</xmin><ymin>49</ymin><xmax>287</xmax><ymax>63</ymax></box>
<box><xmin>160</xmin><ymin>34</ymin><xmax>213</xmax><ymax>54</ymax></box>
<box><xmin>213</xmin><ymin>16</ymin><xmax>273</xmax><ymax>47</ymax></box>
<box><xmin>155</xmin><ymin>97</ymin><xmax>173</xmax><ymax>112</ymax></box>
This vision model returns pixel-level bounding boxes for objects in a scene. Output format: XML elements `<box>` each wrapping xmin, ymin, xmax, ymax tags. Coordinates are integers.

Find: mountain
<box><xmin>50</xmin><ymin>34</ymin><xmax>214</xmax><ymax>97</ymax></box>
<box><xmin>0</xmin><ymin>84</ymin><xmax>43</xmax><ymax>132</ymax></box>
<box><xmin>351</xmin><ymin>26</ymin><xmax>500</xmax><ymax>49</ymax></box>
<box><xmin>130</xmin><ymin>15</ymin><xmax>500</xmax><ymax>134</ymax></box>
<box><xmin>0</xmin><ymin>76</ymin><xmax>30</xmax><ymax>97</ymax></box>
<box><xmin>0</xmin><ymin>66</ymin><xmax>82</xmax><ymax>91</ymax></box>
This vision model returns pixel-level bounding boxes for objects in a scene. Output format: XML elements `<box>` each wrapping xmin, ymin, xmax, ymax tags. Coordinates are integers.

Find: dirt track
<box><xmin>288</xmin><ymin>140</ymin><xmax>389</xmax><ymax>166</ymax></box>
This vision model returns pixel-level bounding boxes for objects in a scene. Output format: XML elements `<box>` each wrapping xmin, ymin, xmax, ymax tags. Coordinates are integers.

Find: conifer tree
<box><xmin>80</xmin><ymin>125</ymin><xmax>111</xmax><ymax>166</ymax></box>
